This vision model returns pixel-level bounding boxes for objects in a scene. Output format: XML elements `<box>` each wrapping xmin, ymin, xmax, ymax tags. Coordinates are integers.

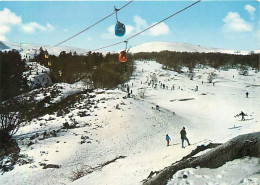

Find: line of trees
<box><xmin>33</xmin><ymin>48</ymin><xmax>134</xmax><ymax>88</ymax></box>
<box><xmin>132</xmin><ymin>51</ymin><xmax>259</xmax><ymax>73</ymax></box>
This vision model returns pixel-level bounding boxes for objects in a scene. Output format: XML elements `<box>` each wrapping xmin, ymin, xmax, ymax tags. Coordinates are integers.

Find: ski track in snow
<box><xmin>1</xmin><ymin>60</ymin><xmax>260</xmax><ymax>185</ymax></box>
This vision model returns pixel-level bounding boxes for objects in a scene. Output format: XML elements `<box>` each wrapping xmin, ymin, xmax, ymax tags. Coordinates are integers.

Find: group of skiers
<box><xmin>166</xmin><ymin>127</ymin><xmax>190</xmax><ymax>148</ymax></box>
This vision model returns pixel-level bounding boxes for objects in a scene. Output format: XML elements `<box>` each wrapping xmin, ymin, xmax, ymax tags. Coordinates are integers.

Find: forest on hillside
<box><xmin>133</xmin><ymin>51</ymin><xmax>259</xmax><ymax>73</ymax></box>
<box><xmin>34</xmin><ymin>47</ymin><xmax>134</xmax><ymax>89</ymax></box>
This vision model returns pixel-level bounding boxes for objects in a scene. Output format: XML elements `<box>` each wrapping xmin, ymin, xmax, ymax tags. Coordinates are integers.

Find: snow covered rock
<box><xmin>144</xmin><ymin>131</ymin><xmax>260</xmax><ymax>185</ymax></box>
<box><xmin>23</xmin><ymin>62</ymin><xmax>53</xmax><ymax>89</ymax></box>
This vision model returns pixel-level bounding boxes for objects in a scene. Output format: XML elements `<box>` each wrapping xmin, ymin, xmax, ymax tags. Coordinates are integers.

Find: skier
<box><xmin>239</xmin><ymin>111</ymin><xmax>246</xmax><ymax>121</ymax></box>
<box><xmin>246</xmin><ymin>92</ymin><xmax>249</xmax><ymax>98</ymax></box>
<box><xmin>180</xmin><ymin>127</ymin><xmax>190</xmax><ymax>148</ymax></box>
<box><xmin>166</xmin><ymin>134</ymin><xmax>171</xmax><ymax>146</ymax></box>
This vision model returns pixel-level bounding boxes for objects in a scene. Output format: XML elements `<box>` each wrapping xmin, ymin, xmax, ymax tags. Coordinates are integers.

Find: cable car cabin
<box><xmin>45</xmin><ymin>54</ymin><xmax>49</xmax><ymax>59</ymax></box>
<box><xmin>115</xmin><ymin>21</ymin><xmax>126</xmax><ymax>37</ymax></box>
<box><xmin>119</xmin><ymin>51</ymin><xmax>127</xmax><ymax>62</ymax></box>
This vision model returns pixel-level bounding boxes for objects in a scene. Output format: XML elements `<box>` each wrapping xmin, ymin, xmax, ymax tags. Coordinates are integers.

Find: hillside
<box><xmin>1</xmin><ymin>55</ymin><xmax>260</xmax><ymax>185</ymax></box>
<box><xmin>1</xmin><ymin>41</ymin><xmax>259</xmax><ymax>56</ymax></box>
<box><xmin>129</xmin><ymin>41</ymin><xmax>258</xmax><ymax>55</ymax></box>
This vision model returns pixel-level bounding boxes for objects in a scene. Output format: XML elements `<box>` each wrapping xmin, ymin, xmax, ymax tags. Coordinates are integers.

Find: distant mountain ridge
<box><xmin>0</xmin><ymin>41</ymin><xmax>10</xmax><ymax>50</ymax></box>
<box><xmin>0</xmin><ymin>41</ymin><xmax>90</xmax><ymax>57</ymax></box>
<box><xmin>129</xmin><ymin>41</ymin><xmax>258</xmax><ymax>55</ymax></box>
<box><xmin>0</xmin><ymin>41</ymin><xmax>258</xmax><ymax>56</ymax></box>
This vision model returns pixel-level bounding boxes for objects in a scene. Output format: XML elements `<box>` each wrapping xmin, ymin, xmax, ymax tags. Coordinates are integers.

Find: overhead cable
<box><xmin>92</xmin><ymin>0</ymin><xmax>201</xmax><ymax>52</ymax></box>
<box><xmin>54</xmin><ymin>0</ymin><xmax>134</xmax><ymax>47</ymax></box>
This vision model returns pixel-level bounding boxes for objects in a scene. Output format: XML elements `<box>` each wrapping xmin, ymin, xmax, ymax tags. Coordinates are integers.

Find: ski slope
<box><xmin>1</xmin><ymin>58</ymin><xmax>260</xmax><ymax>185</ymax></box>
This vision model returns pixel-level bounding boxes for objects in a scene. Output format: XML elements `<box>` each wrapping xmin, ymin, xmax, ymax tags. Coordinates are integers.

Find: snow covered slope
<box><xmin>1</xmin><ymin>41</ymin><xmax>259</xmax><ymax>56</ymax></box>
<box><xmin>1</xmin><ymin>59</ymin><xmax>259</xmax><ymax>185</ymax></box>
<box><xmin>130</xmin><ymin>41</ymin><xmax>257</xmax><ymax>55</ymax></box>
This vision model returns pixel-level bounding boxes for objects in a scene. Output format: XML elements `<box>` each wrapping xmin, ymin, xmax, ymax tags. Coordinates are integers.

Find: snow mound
<box><xmin>23</xmin><ymin>62</ymin><xmax>53</xmax><ymax>89</ymax></box>
<box><xmin>130</xmin><ymin>41</ymin><xmax>255</xmax><ymax>55</ymax></box>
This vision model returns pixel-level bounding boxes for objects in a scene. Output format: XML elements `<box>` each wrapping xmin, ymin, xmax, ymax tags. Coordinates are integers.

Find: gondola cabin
<box><xmin>115</xmin><ymin>21</ymin><xmax>126</xmax><ymax>37</ymax></box>
<box><xmin>119</xmin><ymin>50</ymin><xmax>127</xmax><ymax>62</ymax></box>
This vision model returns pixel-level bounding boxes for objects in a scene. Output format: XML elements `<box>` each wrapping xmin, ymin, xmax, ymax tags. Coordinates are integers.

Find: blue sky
<box><xmin>0</xmin><ymin>0</ymin><xmax>259</xmax><ymax>51</ymax></box>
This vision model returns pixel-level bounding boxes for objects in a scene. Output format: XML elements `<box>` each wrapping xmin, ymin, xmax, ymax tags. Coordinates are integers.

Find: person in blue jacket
<box><xmin>166</xmin><ymin>134</ymin><xmax>171</xmax><ymax>146</ymax></box>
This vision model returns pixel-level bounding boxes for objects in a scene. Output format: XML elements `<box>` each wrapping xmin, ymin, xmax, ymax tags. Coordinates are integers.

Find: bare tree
<box><xmin>0</xmin><ymin>109</ymin><xmax>22</xmax><ymax>143</ymax></box>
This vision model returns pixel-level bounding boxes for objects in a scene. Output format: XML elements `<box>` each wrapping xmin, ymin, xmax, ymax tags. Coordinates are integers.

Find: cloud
<box><xmin>101</xmin><ymin>15</ymin><xmax>170</xmax><ymax>39</ymax></box>
<box><xmin>0</xmin><ymin>25</ymin><xmax>11</xmax><ymax>35</ymax></box>
<box><xmin>245</xmin><ymin>5</ymin><xmax>256</xmax><ymax>20</ymax></box>
<box><xmin>101</xmin><ymin>24</ymin><xmax>134</xmax><ymax>39</ymax></box>
<box><xmin>22</xmin><ymin>22</ymin><xmax>47</xmax><ymax>33</ymax></box>
<box><xmin>22</xmin><ymin>22</ymin><xmax>55</xmax><ymax>33</ymax></box>
<box><xmin>0</xmin><ymin>8</ymin><xmax>21</xmax><ymax>25</ymax></box>
<box><xmin>133</xmin><ymin>15</ymin><xmax>169</xmax><ymax>36</ymax></box>
<box><xmin>0</xmin><ymin>35</ymin><xmax>6</xmax><ymax>41</ymax></box>
<box><xmin>0</xmin><ymin>8</ymin><xmax>21</xmax><ymax>41</ymax></box>
<box><xmin>46</xmin><ymin>23</ymin><xmax>54</xmax><ymax>31</ymax></box>
<box><xmin>149</xmin><ymin>22</ymin><xmax>170</xmax><ymax>36</ymax></box>
<box><xmin>100</xmin><ymin>25</ymin><xmax>114</xmax><ymax>39</ymax></box>
<box><xmin>223</xmin><ymin>12</ymin><xmax>252</xmax><ymax>32</ymax></box>
<box><xmin>133</xmin><ymin>15</ymin><xmax>148</xmax><ymax>32</ymax></box>
<box><xmin>0</xmin><ymin>8</ymin><xmax>54</xmax><ymax>41</ymax></box>
<box><xmin>125</xmin><ymin>25</ymin><xmax>135</xmax><ymax>35</ymax></box>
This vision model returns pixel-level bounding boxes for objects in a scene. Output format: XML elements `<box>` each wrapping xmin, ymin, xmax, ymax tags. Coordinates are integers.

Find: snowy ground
<box><xmin>167</xmin><ymin>157</ymin><xmax>260</xmax><ymax>185</ymax></box>
<box><xmin>1</xmin><ymin>60</ymin><xmax>260</xmax><ymax>185</ymax></box>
